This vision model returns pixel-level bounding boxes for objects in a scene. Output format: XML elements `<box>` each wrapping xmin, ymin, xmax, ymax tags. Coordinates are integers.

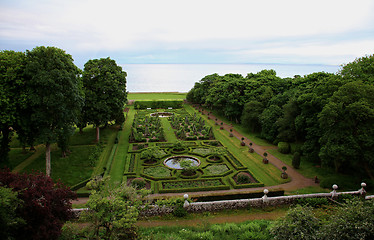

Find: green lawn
<box><xmin>128</xmin><ymin>92</ymin><xmax>187</xmax><ymax>100</ymax></box>
<box><xmin>185</xmin><ymin>105</ymin><xmax>286</xmax><ymax>186</ymax></box>
<box><xmin>108</xmin><ymin>107</ymin><xmax>135</xmax><ymax>185</ymax></box>
<box><xmin>206</xmin><ymin>108</ymin><xmax>273</xmax><ymax>147</ymax></box>
<box><xmin>21</xmin><ymin>145</ymin><xmax>96</xmax><ymax>186</ymax></box>
<box><xmin>160</xmin><ymin>117</ymin><xmax>178</xmax><ymax>142</ymax></box>
<box><xmin>2</xmin><ymin>148</ymin><xmax>34</xmax><ymax>170</ymax></box>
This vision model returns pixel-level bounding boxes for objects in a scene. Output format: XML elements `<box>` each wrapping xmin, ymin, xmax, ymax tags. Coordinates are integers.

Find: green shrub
<box><xmin>173</xmin><ymin>204</ymin><xmax>187</xmax><ymax>218</ymax></box>
<box><xmin>131</xmin><ymin>178</ymin><xmax>146</xmax><ymax>189</ymax></box>
<box><xmin>277</xmin><ymin>142</ymin><xmax>290</xmax><ymax>154</ymax></box>
<box><xmin>319</xmin><ymin>175</ymin><xmax>360</xmax><ymax>191</ymax></box>
<box><xmin>295</xmin><ymin>197</ymin><xmax>329</xmax><ymax>207</ymax></box>
<box><xmin>237</xmin><ymin>172</ymin><xmax>251</xmax><ymax>184</ymax></box>
<box><xmin>292</xmin><ymin>152</ymin><xmax>301</xmax><ymax>169</ymax></box>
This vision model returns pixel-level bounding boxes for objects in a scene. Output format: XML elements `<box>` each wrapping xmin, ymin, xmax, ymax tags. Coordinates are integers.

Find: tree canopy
<box><xmin>187</xmin><ymin>54</ymin><xmax>374</xmax><ymax>178</ymax></box>
<box><xmin>23</xmin><ymin>46</ymin><xmax>84</xmax><ymax>176</ymax></box>
<box><xmin>82</xmin><ymin>57</ymin><xmax>127</xmax><ymax>142</ymax></box>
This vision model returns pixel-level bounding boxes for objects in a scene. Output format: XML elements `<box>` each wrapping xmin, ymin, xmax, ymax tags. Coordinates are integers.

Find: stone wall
<box><xmin>72</xmin><ymin>183</ymin><xmax>372</xmax><ymax>217</ymax></box>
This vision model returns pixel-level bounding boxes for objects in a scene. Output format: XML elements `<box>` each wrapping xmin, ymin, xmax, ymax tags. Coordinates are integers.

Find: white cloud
<box><xmin>1</xmin><ymin>0</ymin><xmax>374</xmax><ymax>64</ymax></box>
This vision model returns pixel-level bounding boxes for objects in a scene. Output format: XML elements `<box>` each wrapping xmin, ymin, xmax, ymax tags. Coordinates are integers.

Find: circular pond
<box><xmin>150</xmin><ymin>112</ymin><xmax>174</xmax><ymax>117</ymax></box>
<box><xmin>163</xmin><ymin>156</ymin><xmax>200</xmax><ymax>170</ymax></box>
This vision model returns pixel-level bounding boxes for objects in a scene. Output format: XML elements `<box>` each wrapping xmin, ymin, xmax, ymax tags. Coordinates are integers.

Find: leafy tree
<box><xmin>270</xmin><ymin>205</ymin><xmax>320</xmax><ymax>240</ymax></box>
<box><xmin>318</xmin><ymin>199</ymin><xmax>374</xmax><ymax>239</ymax></box>
<box><xmin>340</xmin><ymin>54</ymin><xmax>374</xmax><ymax>84</ymax></box>
<box><xmin>24</xmin><ymin>46</ymin><xmax>83</xmax><ymax>176</ymax></box>
<box><xmin>0</xmin><ymin>50</ymin><xmax>26</xmax><ymax>165</ymax></box>
<box><xmin>276</xmin><ymin>99</ymin><xmax>301</xmax><ymax>142</ymax></box>
<box><xmin>82</xmin><ymin>57</ymin><xmax>127</xmax><ymax>142</ymax></box>
<box><xmin>0</xmin><ymin>186</ymin><xmax>25</xmax><ymax>239</ymax></box>
<box><xmin>0</xmin><ymin>169</ymin><xmax>76</xmax><ymax>240</ymax></box>
<box><xmin>292</xmin><ymin>152</ymin><xmax>301</xmax><ymax>169</ymax></box>
<box><xmin>259</xmin><ymin>104</ymin><xmax>282</xmax><ymax>142</ymax></box>
<box><xmin>56</xmin><ymin>125</ymin><xmax>75</xmax><ymax>158</ymax></box>
<box><xmin>81</xmin><ymin>179</ymin><xmax>149</xmax><ymax>240</ymax></box>
<box><xmin>318</xmin><ymin>81</ymin><xmax>374</xmax><ymax>175</ymax></box>
<box><xmin>241</xmin><ymin>100</ymin><xmax>264</xmax><ymax>132</ymax></box>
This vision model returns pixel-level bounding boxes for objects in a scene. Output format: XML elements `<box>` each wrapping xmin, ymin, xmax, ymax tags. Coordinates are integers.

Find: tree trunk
<box><xmin>79</xmin><ymin>127</ymin><xmax>84</xmax><ymax>134</ymax></box>
<box><xmin>46</xmin><ymin>143</ymin><xmax>51</xmax><ymax>177</ymax></box>
<box><xmin>96</xmin><ymin>126</ymin><xmax>100</xmax><ymax>142</ymax></box>
<box><xmin>0</xmin><ymin>127</ymin><xmax>11</xmax><ymax>164</ymax></box>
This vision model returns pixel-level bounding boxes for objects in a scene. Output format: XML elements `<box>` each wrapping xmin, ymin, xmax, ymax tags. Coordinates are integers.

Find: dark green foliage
<box><xmin>237</xmin><ymin>172</ymin><xmax>251</xmax><ymax>184</ymax></box>
<box><xmin>140</xmin><ymin>220</ymin><xmax>272</xmax><ymax>240</ymax></box>
<box><xmin>292</xmin><ymin>152</ymin><xmax>301</xmax><ymax>169</ymax></box>
<box><xmin>173</xmin><ymin>204</ymin><xmax>188</xmax><ymax>218</ymax></box>
<box><xmin>318</xmin><ymin>199</ymin><xmax>374</xmax><ymax>239</ymax></box>
<box><xmin>131</xmin><ymin>178</ymin><xmax>146</xmax><ymax>189</ymax></box>
<box><xmin>187</xmin><ymin>55</ymin><xmax>374</xmax><ymax>180</ymax></box>
<box><xmin>241</xmin><ymin>100</ymin><xmax>264</xmax><ymax>132</ymax></box>
<box><xmin>277</xmin><ymin>142</ymin><xmax>290</xmax><ymax>154</ymax></box>
<box><xmin>270</xmin><ymin>205</ymin><xmax>320</xmax><ymax>240</ymax></box>
<box><xmin>82</xmin><ymin>57</ymin><xmax>127</xmax><ymax>141</ymax></box>
<box><xmin>134</xmin><ymin>100</ymin><xmax>183</xmax><ymax>109</ymax></box>
<box><xmin>294</xmin><ymin>197</ymin><xmax>329</xmax><ymax>208</ymax></box>
<box><xmin>0</xmin><ymin>50</ymin><xmax>26</xmax><ymax>165</ymax></box>
<box><xmin>0</xmin><ymin>186</ymin><xmax>25</xmax><ymax>239</ymax></box>
<box><xmin>319</xmin><ymin>175</ymin><xmax>361</xmax><ymax>191</ymax></box>
<box><xmin>24</xmin><ymin>46</ymin><xmax>84</xmax><ymax>176</ymax></box>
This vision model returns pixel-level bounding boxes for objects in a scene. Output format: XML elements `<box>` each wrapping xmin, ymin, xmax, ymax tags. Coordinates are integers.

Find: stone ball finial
<box><xmin>264</xmin><ymin>189</ymin><xmax>269</xmax><ymax>194</ymax></box>
<box><xmin>361</xmin><ymin>182</ymin><xmax>367</xmax><ymax>188</ymax></box>
<box><xmin>184</xmin><ymin>194</ymin><xmax>189</xmax><ymax>200</ymax></box>
<box><xmin>332</xmin><ymin>184</ymin><xmax>338</xmax><ymax>190</ymax></box>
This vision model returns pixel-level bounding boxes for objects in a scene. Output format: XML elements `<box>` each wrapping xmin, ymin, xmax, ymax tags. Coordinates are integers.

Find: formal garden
<box><xmin>124</xmin><ymin>104</ymin><xmax>265</xmax><ymax>194</ymax></box>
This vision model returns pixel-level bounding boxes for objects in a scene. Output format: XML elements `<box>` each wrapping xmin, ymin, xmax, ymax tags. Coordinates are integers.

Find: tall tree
<box><xmin>319</xmin><ymin>81</ymin><xmax>374</xmax><ymax>176</ymax></box>
<box><xmin>339</xmin><ymin>54</ymin><xmax>374</xmax><ymax>84</ymax></box>
<box><xmin>24</xmin><ymin>46</ymin><xmax>83</xmax><ymax>176</ymax></box>
<box><xmin>0</xmin><ymin>50</ymin><xmax>26</xmax><ymax>166</ymax></box>
<box><xmin>82</xmin><ymin>57</ymin><xmax>127</xmax><ymax>142</ymax></box>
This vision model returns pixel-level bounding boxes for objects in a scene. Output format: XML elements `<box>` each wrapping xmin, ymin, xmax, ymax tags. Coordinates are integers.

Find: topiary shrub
<box><xmin>292</xmin><ymin>152</ymin><xmax>301</xmax><ymax>169</ymax></box>
<box><xmin>131</xmin><ymin>178</ymin><xmax>146</xmax><ymax>189</ymax></box>
<box><xmin>278</xmin><ymin>142</ymin><xmax>290</xmax><ymax>154</ymax></box>
<box><xmin>237</xmin><ymin>172</ymin><xmax>251</xmax><ymax>184</ymax></box>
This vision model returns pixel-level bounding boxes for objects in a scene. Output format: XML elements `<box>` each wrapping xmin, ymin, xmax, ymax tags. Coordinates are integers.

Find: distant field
<box><xmin>128</xmin><ymin>92</ymin><xmax>187</xmax><ymax>100</ymax></box>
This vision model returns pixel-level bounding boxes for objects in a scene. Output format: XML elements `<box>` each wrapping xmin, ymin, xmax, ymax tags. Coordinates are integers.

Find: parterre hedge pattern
<box><xmin>124</xmin><ymin>108</ymin><xmax>263</xmax><ymax>193</ymax></box>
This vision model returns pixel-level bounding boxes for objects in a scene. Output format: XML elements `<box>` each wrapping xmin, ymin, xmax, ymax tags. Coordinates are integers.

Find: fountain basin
<box><xmin>164</xmin><ymin>156</ymin><xmax>200</xmax><ymax>169</ymax></box>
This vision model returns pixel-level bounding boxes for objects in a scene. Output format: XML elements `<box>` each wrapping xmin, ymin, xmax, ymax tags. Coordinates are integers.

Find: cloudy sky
<box><xmin>1</xmin><ymin>0</ymin><xmax>373</xmax><ymax>68</ymax></box>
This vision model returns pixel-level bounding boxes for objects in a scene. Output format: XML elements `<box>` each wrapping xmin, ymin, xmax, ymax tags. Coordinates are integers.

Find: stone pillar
<box><xmin>331</xmin><ymin>184</ymin><xmax>338</xmax><ymax>199</ymax></box>
<box><xmin>359</xmin><ymin>182</ymin><xmax>367</xmax><ymax>199</ymax></box>
<box><xmin>183</xmin><ymin>194</ymin><xmax>190</xmax><ymax>208</ymax></box>
<box><xmin>262</xmin><ymin>189</ymin><xmax>269</xmax><ymax>203</ymax></box>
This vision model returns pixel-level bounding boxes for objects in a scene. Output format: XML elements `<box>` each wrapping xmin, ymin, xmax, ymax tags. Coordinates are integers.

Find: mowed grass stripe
<box><xmin>160</xmin><ymin>117</ymin><xmax>178</xmax><ymax>142</ymax></box>
<box><xmin>185</xmin><ymin>104</ymin><xmax>285</xmax><ymax>186</ymax></box>
<box><xmin>109</xmin><ymin>107</ymin><xmax>135</xmax><ymax>185</ymax></box>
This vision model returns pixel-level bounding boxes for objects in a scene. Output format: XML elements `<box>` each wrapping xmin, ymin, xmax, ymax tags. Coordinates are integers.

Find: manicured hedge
<box><xmin>277</xmin><ymin>142</ymin><xmax>290</xmax><ymax>154</ymax></box>
<box><xmin>134</xmin><ymin>100</ymin><xmax>183</xmax><ymax>109</ymax></box>
<box><xmin>158</xmin><ymin>178</ymin><xmax>230</xmax><ymax>193</ymax></box>
<box><xmin>225</xmin><ymin>151</ymin><xmax>247</xmax><ymax>170</ymax></box>
<box><xmin>228</xmin><ymin>178</ymin><xmax>265</xmax><ymax>189</ymax></box>
<box><xmin>124</xmin><ymin>154</ymin><xmax>136</xmax><ymax>175</ymax></box>
<box><xmin>192</xmin><ymin>190</ymin><xmax>285</xmax><ymax>202</ymax></box>
<box><xmin>201</xmin><ymin>169</ymin><xmax>233</xmax><ymax>178</ymax></box>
